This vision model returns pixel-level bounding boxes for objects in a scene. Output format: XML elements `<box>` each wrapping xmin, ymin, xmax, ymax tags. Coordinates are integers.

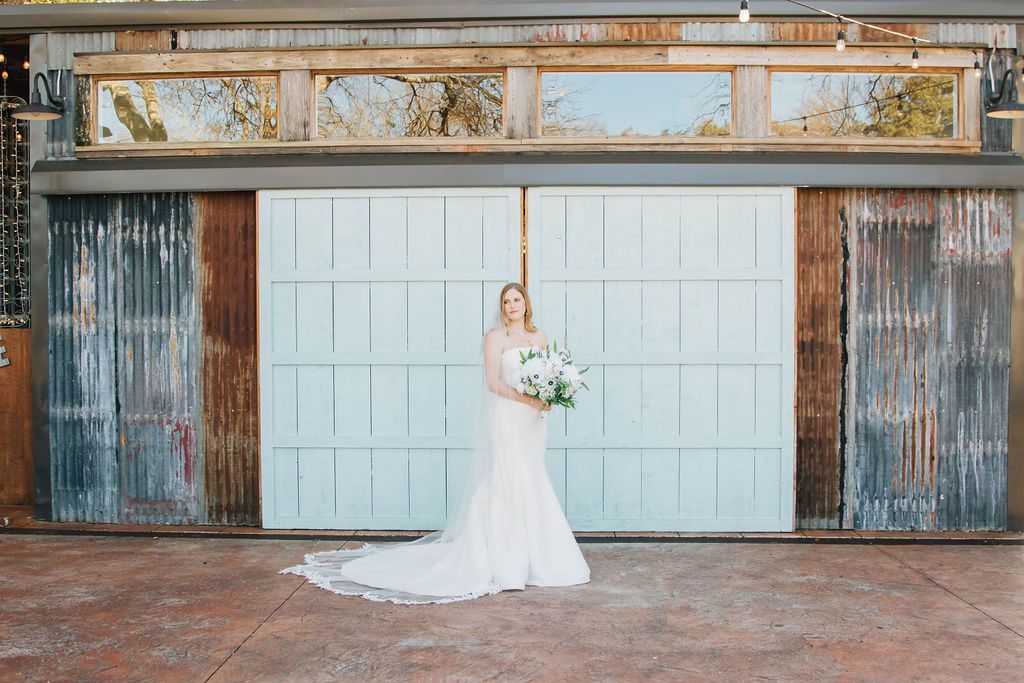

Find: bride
<box><xmin>280</xmin><ymin>282</ymin><xmax>591</xmax><ymax>604</ymax></box>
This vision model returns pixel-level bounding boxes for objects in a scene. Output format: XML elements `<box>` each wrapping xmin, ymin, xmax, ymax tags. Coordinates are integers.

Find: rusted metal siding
<box><xmin>0</xmin><ymin>328</ymin><xmax>34</xmax><ymax>505</ymax></box>
<box><xmin>116</xmin><ymin>194</ymin><xmax>202</xmax><ymax>524</ymax></box>
<box><xmin>849</xmin><ymin>188</ymin><xmax>1011</xmax><ymax>530</ymax></box>
<box><xmin>48</xmin><ymin>192</ymin><xmax>260</xmax><ymax>525</ymax></box>
<box><xmin>177</xmin><ymin>22</ymin><xmax>1016</xmax><ymax>49</ymax></box>
<box><xmin>197</xmin><ymin>192</ymin><xmax>259</xmax><ymax>525</ymax></box>
<box><xmin>795</xmin><ymin>189</ymin><xmax>846</xmax><ymax>529</ymax></box>
<box><xmin>49</xmin><ymin>195</ymin><xmax>120</xmax><ymax>522</ymax></box>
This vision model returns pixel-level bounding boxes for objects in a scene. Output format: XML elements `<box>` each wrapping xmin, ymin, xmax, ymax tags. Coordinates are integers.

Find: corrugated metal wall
<box><xmin>848</xmin><ymin>189</ymin><xmax>1011</xmax><ymax>530</ymax></box>
<box><xmin>49</xmin><ymin>192</ymin><xmax>259</xmax><ymax>525</ymax></box>
<box><xmin>197</xmin><ymin>193</ymin><xmax>259</xmax><ymax>525</ymax></box>
<box><xmin>795</xmin><ymin>189</ymin><xmax>846</xmax><ymax>529</ymax></box>
<box><xmin>795</xmin><ymin>188</ymin><xmax>1012</xmax><ymax>530</ymax></box>
<box><xmin>176</xmin><ymin>22</ymin><xmax>1016</xmax><ymax>50</ymax></box>
<box><xmin>50</xmin><ymin>195</ymin><xmax>120</xmax><ymax>522</ymax></box>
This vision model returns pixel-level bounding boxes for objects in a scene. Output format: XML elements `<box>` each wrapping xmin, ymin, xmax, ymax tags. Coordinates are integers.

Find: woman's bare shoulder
<box><xmin>483</xmin><ymin>327</ymin><xmax>503</xmax><ymax>347</ymax></box>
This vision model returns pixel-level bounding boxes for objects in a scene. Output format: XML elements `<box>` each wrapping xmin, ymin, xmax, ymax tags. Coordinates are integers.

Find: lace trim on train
<box><xmin>279</xmin><ymin>543</ymin><xmax>504</xmax><ymax>606</ymax></box>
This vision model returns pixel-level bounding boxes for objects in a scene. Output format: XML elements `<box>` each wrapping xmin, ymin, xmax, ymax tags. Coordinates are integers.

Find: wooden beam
<box><xmin>74</xmin><ymin>45</ymin><xmax>976</xmax><ymax>76</ymax></box>
<box><xmin>962</xmin><ymin>68</ymin><xmax>981</xmax><ymax>143</ymax></box>
<box><xmin>74</xmin><ymin>137</ymin><xmax>982</xmax><ymax>158</ymax></box>
<box><xmin>735</xmin><ymin>65</ymin><xmax>768</xmax><ymax>138</ymax></box>
<box><xmin>505</xmin><ymin>67</ymin><xmax>538</xmax><ymax>139</ymax></box>
<box><xmin>278</xmin><ymin>70</ymin><xmax>311</xmax><ymax>142</ymax></box>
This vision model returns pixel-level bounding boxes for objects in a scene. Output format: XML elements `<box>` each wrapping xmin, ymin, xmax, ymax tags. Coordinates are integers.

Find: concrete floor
<box><xmin>1</xmin><ymin>534</ymin><xmax>1022</xmax><ymax>681</ymax></box>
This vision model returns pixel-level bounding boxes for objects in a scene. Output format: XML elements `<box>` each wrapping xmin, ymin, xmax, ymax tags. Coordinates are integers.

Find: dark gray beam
<box><xmin>30</xmin><ymin>153</ymin><xmax>1024</xmax><ymax>194</ymax></box>
<box><xmin>2</xmin><ymin>0</ymin><xmax>1023</xmax><ymax>32</ymax></box>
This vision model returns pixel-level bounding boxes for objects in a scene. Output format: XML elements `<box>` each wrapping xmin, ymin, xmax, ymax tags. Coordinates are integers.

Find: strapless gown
<box><xmin>280</xmin><ymin>346</ymin><xmax>591</xmax><ymax>604</ymax></box>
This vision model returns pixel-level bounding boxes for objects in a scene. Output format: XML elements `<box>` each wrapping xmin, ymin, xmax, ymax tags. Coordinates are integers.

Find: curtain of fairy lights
<box><xmin>0</xmin><ymin>95</ymin><xmax>29</xmax><ymax>327</ymax></box>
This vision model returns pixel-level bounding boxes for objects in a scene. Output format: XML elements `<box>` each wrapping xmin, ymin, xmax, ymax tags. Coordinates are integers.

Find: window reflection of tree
<box><xmin>100</xmin><ymin>77</ymin><xmax>278</xmax><ymax>142</ymax></box>
<box><xmin>317</xmin><ymin>74</ymin><xmax>503</xmax><ymax>138</ymax></box>
<box><xmin>771</xmin><ymin>73</ymin><xmax>955</xmax><ymax>138</ymax></box>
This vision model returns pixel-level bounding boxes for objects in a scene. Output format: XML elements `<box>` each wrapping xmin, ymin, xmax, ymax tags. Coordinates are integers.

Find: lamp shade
<box><xmin>12</xmin><ymin>73</ymin><xmax>66</xmax><ymax>121</ymax></box>
<box><xmin>11</xmin><ymin>100</ymin><xmax>63</xmax><ymax>121</ymax></box>
<box><xmin>985</xmin><ymin>99</ymin><xmax>1024</xmax><ymax>119</ymax></box>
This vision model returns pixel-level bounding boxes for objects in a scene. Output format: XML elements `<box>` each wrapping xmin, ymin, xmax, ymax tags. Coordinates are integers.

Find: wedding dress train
<box><xmin>280</xmin><ymin>346</ymin><xmax>591</xmax><ymax>604</ymax></box>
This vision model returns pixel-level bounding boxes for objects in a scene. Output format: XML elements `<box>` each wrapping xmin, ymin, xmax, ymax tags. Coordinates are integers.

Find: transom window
<box><xmin>540</xmin><ymin>70</ymin><xmax>732</xmax><ymax>137</ymax></box>
<box><xmin>97</xmin><ymin>76</ymin><xmax>279</xmax><ymax>143</ymax></box>
<box><xmin>315</xmin><ymin>72</ymin><xmax>504</xmax><ymax>139</ymax></box>
<box><xmin>769</xmin><ymin>71</ymin><xmax>958</xmax><ymax>138</ymax></box>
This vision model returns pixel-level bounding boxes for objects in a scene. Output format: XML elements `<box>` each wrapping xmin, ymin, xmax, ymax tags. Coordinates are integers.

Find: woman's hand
<box><xmin>536</xmin><ymin>399</ymin><xmax>552</xmax><ymax>412</ymax></box>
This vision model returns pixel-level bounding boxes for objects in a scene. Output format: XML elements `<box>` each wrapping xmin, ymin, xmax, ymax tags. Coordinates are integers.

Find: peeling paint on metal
<box><xmin>849</xmin><ymin>188</ymin><xmax>1011</xmax><ymax>530</ymax></box>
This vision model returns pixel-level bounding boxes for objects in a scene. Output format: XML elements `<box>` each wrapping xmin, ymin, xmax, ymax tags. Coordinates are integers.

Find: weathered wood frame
<box><xmin>74</xmin><ymin>45</ymin><xmax>981</xmax><ymax>157</ymax></box>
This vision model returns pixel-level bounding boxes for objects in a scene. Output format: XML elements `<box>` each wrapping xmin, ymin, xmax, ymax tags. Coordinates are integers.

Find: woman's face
<box><xmin>503</xmin><ymin>288</ymin><xmax>526</xmax><ymax>323</ymax></box>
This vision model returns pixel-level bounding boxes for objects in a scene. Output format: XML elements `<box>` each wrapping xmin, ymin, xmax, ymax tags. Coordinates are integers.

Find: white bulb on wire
<box><xmin>911</xmin><ymin>48</ymin><xmax>920</xmax><ymax>69</ymax></box>
<box><xmin>739</xmin><ymin>0</ymin><xmax>750</xmax><ymax>23</ymax></box>
<box><xmin>836</xmin><ymin>29</ymin><xmax>846</xmax><ymax>51</ymax></box>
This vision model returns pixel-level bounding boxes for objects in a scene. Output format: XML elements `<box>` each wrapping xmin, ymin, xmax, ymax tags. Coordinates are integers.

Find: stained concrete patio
<box><xmin>2</xmin><ymin>533</ymin><xmax>1022</xmax><ymax>681</ymax></box>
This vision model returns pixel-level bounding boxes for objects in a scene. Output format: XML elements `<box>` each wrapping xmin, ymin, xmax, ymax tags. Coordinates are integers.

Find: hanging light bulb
<box><xmin>0</xmin><ymin>54</ymin><xmax>6</xmax><ymax>64</ymax></box>
<box><xmin>802</xmin><ymin>116</ymin><xmax>808</xmax><ymax>133</ymax></box>
<box><xmin>23</xmin><ymin>59</ymin><xmax>29</xmax><ymax>70</ymax></box>
<box><xmin>739</xmin><ymin>0</ymin><xmax>750</xmax><ymax>23</ymax></box>
<box><xmin>911</xmin><ymin>40</ymin><xmax>920</xmax><ymax>69</ymax></box>
<box><xmin>836</xmin><ymin>26</ymin><xmax>847</xmax><ymax>52</ymax></box>
<box><xmin>1</xmin><ymin>70</ymin><xmax>7</xmax><ymax>82</ymax></box>
<box><xmin>972</xmin><ymin>51</ymin><xmax>982</xmax><ymax>78</ymax></box>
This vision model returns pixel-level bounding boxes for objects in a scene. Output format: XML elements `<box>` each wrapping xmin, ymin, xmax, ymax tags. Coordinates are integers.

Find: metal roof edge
<box><xmin>2</xmin><ymin>1</ymin><xmax>1024</xmax><ymax>32</ymax></box>
<box><xmin>29</xmin><ymin>152</ymin><xmax>1024</xmax><ymax>193</ymax></box>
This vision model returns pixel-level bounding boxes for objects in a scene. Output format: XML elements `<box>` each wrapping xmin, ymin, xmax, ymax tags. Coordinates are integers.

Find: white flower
<box><xmin>523</xmin><ymin>358</ymin><xmax>546</xmax><ymax>382</ymax></box>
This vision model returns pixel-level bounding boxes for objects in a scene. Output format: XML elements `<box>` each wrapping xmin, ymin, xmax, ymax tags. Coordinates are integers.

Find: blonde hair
<box><xmin>498</xmin><ymin>282</ymin><xmax>537</xmax><ymax>334</ymax></box>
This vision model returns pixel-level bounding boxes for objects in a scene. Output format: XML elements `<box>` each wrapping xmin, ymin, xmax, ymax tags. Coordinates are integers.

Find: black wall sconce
<box><xmin>985</xmin><ymin>63</ymin><xmax>1024</xmax><ymax>119</ymax></box>
<box><xmin>12</xmin><ymin>72</ymin><xmax>65</xmax><ymax>121</ymax></box>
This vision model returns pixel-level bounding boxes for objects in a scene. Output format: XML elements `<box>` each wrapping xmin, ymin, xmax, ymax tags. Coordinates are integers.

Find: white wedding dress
<box><xmin>280</xmin><ymin>345</ymin><xmax>591</xmax><ymax>604</ymax></box>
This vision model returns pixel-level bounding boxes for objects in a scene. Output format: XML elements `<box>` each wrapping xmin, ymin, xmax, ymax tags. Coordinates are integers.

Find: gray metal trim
<box><xmin>2</xmin><ymin>0</ymin><xmax>1024</xmax><ymax>32</ymax></box>
<box><xmin>29</xmin><ymin>36</ymin><xmax>51</xmax><ymax>522</ymax></box>
<box><xmin>29</xmin><ymin>153</ymin><xmax>1024</xmax><ymax>194</ymax></box>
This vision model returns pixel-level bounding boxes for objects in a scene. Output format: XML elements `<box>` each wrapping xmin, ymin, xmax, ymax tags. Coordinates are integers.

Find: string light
<box><xmin>744</xmin><ymin>1</ymin><xmax>986</xmax><ymax>68</ymax></box>
<box><xmin>972</xmin><ymin>51</ymin><xmax>982</xmax><ymax>78</ymax></box>
<box><xmin>22</xmin><ymin>59</ymin><xmax>29</xmax><ymax>70</ymax></box>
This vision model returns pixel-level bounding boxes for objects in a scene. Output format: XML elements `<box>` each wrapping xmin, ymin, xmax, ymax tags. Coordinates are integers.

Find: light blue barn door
<box><xmin>528</xmin><ymin>187</ymin><xmax>796</xmax><ymax>531</ymax></box>
<box><xmin>259</xmin><ymin>189</ymin><xmax>522</xmax><ymax>529</ymax></box>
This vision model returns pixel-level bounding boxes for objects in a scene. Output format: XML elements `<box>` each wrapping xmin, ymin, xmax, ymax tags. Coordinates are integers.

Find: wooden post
<box><xmin>735</xmin><ymin>65</ymin><xmax>769</xmax><ymax>138</ymax></box>
<box><xmin>505</xmin><ymin>67</ymin><xmax>539</xmax><ymax>139</ymax></box>
<box><xmin>279</xmin><ymin>70</ymin><xmax>312</xmax><ymax>142</ymax></box>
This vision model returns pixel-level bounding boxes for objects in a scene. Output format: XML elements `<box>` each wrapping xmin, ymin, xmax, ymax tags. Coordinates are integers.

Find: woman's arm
<box><xmin>483</xmin><ymin>331</ymin><xmax>545</xmax><ymax>409</ymax></box>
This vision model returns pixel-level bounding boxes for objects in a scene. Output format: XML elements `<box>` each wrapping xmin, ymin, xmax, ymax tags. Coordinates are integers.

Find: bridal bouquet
<box><xmin>513</xmin><ymin>341</ymin><xmax>589</xmax><ymax>412</ymax></box>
